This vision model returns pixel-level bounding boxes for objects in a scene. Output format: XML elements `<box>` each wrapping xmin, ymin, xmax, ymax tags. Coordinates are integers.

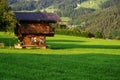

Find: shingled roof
<box><xmin>14</xmin><ymin>12</ymin><xmax>60</xmax><ymax>23</ymax></box>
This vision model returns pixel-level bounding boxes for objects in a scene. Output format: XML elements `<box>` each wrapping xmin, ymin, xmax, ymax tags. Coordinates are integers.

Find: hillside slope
<box><xmin>8</xmin><ymin>0</ymin><xmax>110</xmax><ymax>17</ymax></box>
<box><xmin>7</xmin><ymin>0</ymin><xmax>120</xmax><ymax>39</ymax></box>
<box><xmin>73</xmin><ymin>4</ymin><xmax>120</xmax><ymax>39</ymax></box>
<box><xmin>8</xmin><ymin>0</ymin><xmax>119</xmax><ymax>20</ymax></box>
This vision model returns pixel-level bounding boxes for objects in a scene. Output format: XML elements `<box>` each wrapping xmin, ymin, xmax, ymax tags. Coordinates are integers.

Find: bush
<box><xmin>115</xmin><ymin>36</ymin><xmax>120</xmax><ymax>40</ymax></box>
<box><xmin>94</xmin><ymin>32</ymin><xmax>103</xmax><ymax>38</ymax></box>
<box><xmin>55</xmin><ymin>28</ymin><xmax>89</xmax><ymax>38</ymax></box>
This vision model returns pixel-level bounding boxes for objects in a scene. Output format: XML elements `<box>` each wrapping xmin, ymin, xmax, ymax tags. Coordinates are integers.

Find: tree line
<box><xmin>70</xmin><ymin>3</ymin><xmax>120</xmax><ymax>39</ymax></box>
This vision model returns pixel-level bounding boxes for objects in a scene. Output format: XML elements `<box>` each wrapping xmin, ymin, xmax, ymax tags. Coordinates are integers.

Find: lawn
<box><xmin>0</xmin><ymin>32</ymin><xmax>120</xmax><ymax>80</ymax></box>
<box><xmin>75</xmin><ymin>0</ymin><xmax>108</xmax><ymax>10</ymax></box>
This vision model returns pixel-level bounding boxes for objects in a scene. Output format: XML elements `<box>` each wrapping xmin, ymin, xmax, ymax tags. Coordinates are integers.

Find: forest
<box><xmin>7</xmin><ymin>0</ymin><xmax>119</xmax><ymax>18</ymax></box>
<box><xmin>1</xmin><ymin>0</ymin><xmax>120</xmax><ymax>39</ymax></box>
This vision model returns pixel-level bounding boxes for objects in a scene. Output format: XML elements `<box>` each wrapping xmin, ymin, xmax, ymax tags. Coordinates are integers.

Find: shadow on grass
<box><xmin>0</xmin><ymin>38</ymin><xmax>120</xmax><ymax>50</ymax></box>
<box><xmin>47</xmin><ymin>39</ymin><xmax>85</xmax><ymax>43</ymax></box>
<box><xmin>47</xmin><ymin>40</ymin><xmax>120</xmax><ymax>49</ymax></box>
<box><xmin>0</xmin><ymin>38</ymin><xmax>18</xmax><ymax>46</ymax></box>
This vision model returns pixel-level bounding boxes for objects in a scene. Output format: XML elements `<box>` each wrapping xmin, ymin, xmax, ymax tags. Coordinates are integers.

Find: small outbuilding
<box><xmin>14</xmin><ymin>11</ymin><xmax>60</xmax><ymax>48</ymax></box>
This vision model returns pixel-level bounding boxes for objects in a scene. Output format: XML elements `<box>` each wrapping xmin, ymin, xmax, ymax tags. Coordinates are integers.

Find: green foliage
<box><xmin>94</xmin><ymin>32</ymin><xmax>103</xmax><ymax>38</ymax></box>
<box><xmin>8</xmin><ymin>0</ymin><xmax>118</xmax><ymax>20</ymax></box>
<box><xmin>56</xmin><ymin>28</ymin><xmax>89</xmax><ymax>38</ymax></box>
<box><xmin>0</xmin><ymin>0</ymin><xmax>16</xmax><ymax>32</ymax></box>
<box><xmin>0</xmin><ymin>32</ymin><xmax>17</xmax><ymax>47</ymax></box>
<box><xmin>7</xmin><ymin>0</ymin><xmax>120</xmax><ymax>39</ymax></box>
<box><xmin>73</xmin><ymin>3</ymin><xmax>120</xmax><ymax>39</ymax></box>
<box><xmin>101</xmin><ymin>0</ymin><xmax>120</xmax><ymax>8</ymax></box>
<box><xmin>7</xmin><ymin>0</ymin><xmax>96</xmax><ymax>18</ymax></box>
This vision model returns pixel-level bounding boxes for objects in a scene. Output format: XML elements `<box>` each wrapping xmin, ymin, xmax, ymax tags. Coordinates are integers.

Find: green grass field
<box><xmin>0</xmin><ymin>32</ymin><xmax>120</xmax><ymax>80</ymax></box>
<box><xmin>75</xmin><ymin>0</ymin><xmax>108</xmax><ymax>10</ymax></box>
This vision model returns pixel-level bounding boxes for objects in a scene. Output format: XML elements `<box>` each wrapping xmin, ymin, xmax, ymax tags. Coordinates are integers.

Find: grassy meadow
<box><xmin>75</xmin><ymin>0</ymin><xmax>108</xmax><ymax>10</ymax></box>
<box><xmin>0</xmin><ymin>32</ymin><xmax>120</xmax><ymax>80</ymax></box>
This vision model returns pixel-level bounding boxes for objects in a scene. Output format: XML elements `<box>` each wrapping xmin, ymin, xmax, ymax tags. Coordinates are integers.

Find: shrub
<box><xmin>115</xmin><ymin>36</ymin><xmax>120</xmax><ymax>40</ymax></box>
<box><xmin>55</xmin><ymin>28</ymin><xmax>89</xmax><ymax>38</ymax></box>
<box><xmin>94</xmin><ymin>32</ymin><xmax>103</xmax><ymax>38</ymax></box>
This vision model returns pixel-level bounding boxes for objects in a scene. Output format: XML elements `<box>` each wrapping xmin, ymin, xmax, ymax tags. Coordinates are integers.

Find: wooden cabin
<box><xmin>14</xmin><ymin>12</ymin><xmax>60</xmax><ymax>48</ymax></box>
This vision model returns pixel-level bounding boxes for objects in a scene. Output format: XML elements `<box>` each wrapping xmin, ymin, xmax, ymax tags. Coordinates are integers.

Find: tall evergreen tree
<box><xmin>0</xmin><ymin>0</ymin><xmax>16</xmax><ymax>32</ymax></box>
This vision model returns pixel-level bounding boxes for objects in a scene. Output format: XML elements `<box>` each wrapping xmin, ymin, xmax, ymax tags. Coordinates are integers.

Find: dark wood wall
<box><xmin>18</xmin><ymin>22</ymin><xmax>52</xmax><ymax>34</ymax></box>
<box><xmin>15</xmin><ymin>21</ymin><xmax>55</xmax><ymax>47</ymax></box>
